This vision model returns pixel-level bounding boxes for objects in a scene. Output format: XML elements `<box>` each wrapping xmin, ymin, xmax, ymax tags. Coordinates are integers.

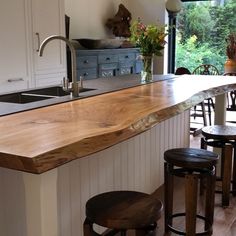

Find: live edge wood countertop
<box><xmin>1</xmin><ymin>74</ymin><xmax>236</xmax><ymax>174</ymax></box>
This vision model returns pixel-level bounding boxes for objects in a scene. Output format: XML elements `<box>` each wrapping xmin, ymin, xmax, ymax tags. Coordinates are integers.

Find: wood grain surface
<box><xmin>0</xmin><ymin>74</ymin><xmax>236</xmax><ymax>174</ymax></box>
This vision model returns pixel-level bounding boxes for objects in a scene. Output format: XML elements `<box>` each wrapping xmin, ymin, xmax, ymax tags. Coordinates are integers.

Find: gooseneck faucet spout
<box><xmin>39</xmin><ymin>35</ymin><xmax>79</xmax><ymax>97</ymax></box>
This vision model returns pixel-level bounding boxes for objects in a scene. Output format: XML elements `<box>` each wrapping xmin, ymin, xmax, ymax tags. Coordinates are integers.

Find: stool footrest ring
<box><xmin>167</xmin><ymin>213</ymin><xmax>212</xmax><ymax>236</ymax></box>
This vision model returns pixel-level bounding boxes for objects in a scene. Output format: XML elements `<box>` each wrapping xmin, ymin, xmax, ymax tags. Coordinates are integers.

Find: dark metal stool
<box><xmin>83</xmin><ymin>190</ymin><xmax>163</xmax><ymax>236</ymax></box>
<box><xmin>201</xmin><ymin>125</ymin><xmax>236</xmax><ymax>207</ymax></box>
<box><xmin>164</xmin><ymin>148</ymin><xmax>218</xmax><ymax>236</ymax></box>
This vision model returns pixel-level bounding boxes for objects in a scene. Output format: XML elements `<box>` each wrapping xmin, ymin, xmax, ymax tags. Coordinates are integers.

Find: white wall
<box><xmin>65</xmin><ymin>0</ymin><xmax>122</xmax><ymax>39</ymax></box>
<box><xmin>65</xmin><ymin>0</ymin><xmax>168</xmax><ymax>73</ymax></box>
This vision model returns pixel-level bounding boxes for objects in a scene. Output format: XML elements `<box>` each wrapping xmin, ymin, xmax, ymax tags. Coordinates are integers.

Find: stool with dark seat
<box><xmin>164</xmin><ymin>148</ymin><xmax>218</xmax><ymax>236</ymax></box>
<box><xmin>201</xmin><ymin>125</ymin><xmax>236</xmax><ymax>207</ymax></box>
<box><xmin>83</xmin><ymin>190</ymin><xmax>163</xmax><ymax>236</ymax></box>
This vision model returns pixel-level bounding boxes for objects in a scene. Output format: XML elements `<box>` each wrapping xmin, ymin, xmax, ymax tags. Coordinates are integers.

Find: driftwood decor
<box><xmin>106</xmin><ymin>4</ymin><xmax>132</xmax><ymax>37</ymax></box>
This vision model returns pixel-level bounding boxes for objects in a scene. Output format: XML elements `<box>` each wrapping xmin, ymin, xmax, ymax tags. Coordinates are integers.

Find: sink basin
<box><xmin>26</xmin><ymin>86</ymin><xmax>70</xmax><ymax>97</ymax></box>
<box><xmin>26</xmin><ymin>86</ymin><xmax>95</xmax><ymax>97</ymax></box>
<box><xmin>0</xmin><ymin>93</ymin><xmax>53</xmax><ymax>104</ymax></box>
<box><xmin>0</xmin><ymin>86</ymin><xmax>96</xmax><ymax>104</ymax></box>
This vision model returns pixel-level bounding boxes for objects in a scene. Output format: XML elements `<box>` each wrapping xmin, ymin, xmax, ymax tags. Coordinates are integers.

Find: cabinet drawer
<box><xmin>99</xmin><ymin>63</ymin><xmax>118</xmax><ymax>78</ymax></box>
<box><xmin>119</xmin><ymin>62</ymin><xmax>135</xmax><ymax>75</ymax></box>
<box><xmin>77</xmin><ymin>56</ymin><xmax>97</xmax><ymax>68</ymax></box>
<box><xmin>0</xmin><ymin>78</ymin><xmax>29</xmax><ymax>94</ymax></box>
<box><xmin>119</xmin><ymin>53</ymin><xmax>135</xmax><ymax>62</ymax></box>
<box><xmin>98</xmin><ymin>54</ymin><xmax>118</xmax><ymax>64</ymax></box>
<box><xmin>99</xmin><ymin>63</ymin><xmax>118</xmax><ymax>70</ymax></box>
<box><xmin>77</xmin><ymin>68</ymin><xmax>97</xmax><ymax>80</ymax></box>
<box><xmin>35</xmin><ymin>73</ymin><xmax>65</xmax><ymax>87</ymax></box>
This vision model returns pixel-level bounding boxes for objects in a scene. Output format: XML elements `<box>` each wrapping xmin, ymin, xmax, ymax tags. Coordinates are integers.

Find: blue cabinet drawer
<box><xmin>98</xmin><ymin>54</ymin><xmax>118</xmax><ymax>64</ymax></box>
<box><xmin>77</xmin><ymin>56</ymin><xmax>97</xmax><ymax>68</ymax></box>
<box><xmin>99</xmin><ymin>63</ymin><xmax>118</xmax><ymax>78</ymax></box>
<box><xmin>77</xmin><ymin>68</ymin><xmax>97</xmax><ymax>80</ymax></box>
<box><xmin>119</xmin><ymin>53</ymin><xmax>135</xmax><ymax>62</ymax></box>
<box><xmin>119</xmin><ymin>61</ymin><xmax>135</xmax><ymax>75</ymax></box>
<box><xmin>99</xmin><ymin>63</ymin><xmax>118</xmax><ymax>70</ymax></box>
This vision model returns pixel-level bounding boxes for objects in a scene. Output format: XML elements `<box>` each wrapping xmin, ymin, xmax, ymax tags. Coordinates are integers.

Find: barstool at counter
<box><xmin>201</xmin><ymin>125</ymin><xmax>236</xmax><ymax>207</ymax></box>
<box><xmin>83</xmin><ymin>190</ymin><xmax>163</xmax><ymax>236</ymax></box>
<box><xmin>164</xmin><ymin>148</ymin><xmax>218</xmax><ymax>235</ymax></box>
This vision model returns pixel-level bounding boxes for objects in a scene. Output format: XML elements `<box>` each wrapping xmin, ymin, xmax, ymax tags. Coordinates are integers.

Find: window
<box><xmin>175</xmin><ymin>0</ymin><xmax>236</xmax><ymax>74</ymax></box>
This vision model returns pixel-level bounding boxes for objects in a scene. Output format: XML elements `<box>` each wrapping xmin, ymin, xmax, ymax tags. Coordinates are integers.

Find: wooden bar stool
<box><xmin>164</xmin><ymin>148</ymin><xmax>218</xmax><ymax>236</ymax></box>
<box><xmin>83</xmin><ymin>190</ymin><xmax>163</xmax><ymax>236</ymax></box>
<box><xmin>201</xmin><ymin>125</ymin><xmax>236</xmax><ymax>207</ymax></box>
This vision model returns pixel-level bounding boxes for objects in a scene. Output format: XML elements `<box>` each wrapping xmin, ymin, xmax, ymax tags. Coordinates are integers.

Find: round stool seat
<box><xmin>202</xmin><ymin>125</ymin><xmax>236</xmax><ymax>141</ymax></box>
<box><xmin>85</xmin><ymin>191</ymin><xmax>163</xmax><ymax>230</ymax></box>
<box><xmin>164</xmin><ymin>148</ymin><xmax>218</xmax><ymax>170</ymax></box>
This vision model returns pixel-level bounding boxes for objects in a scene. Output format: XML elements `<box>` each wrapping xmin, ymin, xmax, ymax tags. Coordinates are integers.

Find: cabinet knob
<box><xmin>106</xmin><ymin>57</ymin><xmax>110</xmax><ymax>61</ymax></box>
<box><xmin>125</xmin><ymin>55</ymin><xmax>129</xmax><ymax>58</ymax></box>
<box><xmin>83</xmin><ymin>60</ymin><xmax>89</xmax><ymax>64</ymax></box>
<box><xmin>83</xmin><ymin>72</ymin><xmax>88</xmax><ymax>76</ymax></box>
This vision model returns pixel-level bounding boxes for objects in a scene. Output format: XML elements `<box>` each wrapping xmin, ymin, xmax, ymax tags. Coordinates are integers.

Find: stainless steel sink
<box><xmin>26</xmin><ymin>86</ymin><xmax>95</xmax><ymax>97</ymax></box>
<box><xmin>0</xmin><ymin>86</ymin><xmax>96</xmax><ymax>104</ymax></box>
<box><xmin>0</xmin><ymin>93</ymin><xmax>53</xmax><ymax>104</ymax></box>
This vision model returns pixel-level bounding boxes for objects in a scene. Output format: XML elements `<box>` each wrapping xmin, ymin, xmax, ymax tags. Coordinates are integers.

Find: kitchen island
<box><xmin>0</xmin><ymin>74</ymin><xmax>236</xmax><ymax>236</ymax></box>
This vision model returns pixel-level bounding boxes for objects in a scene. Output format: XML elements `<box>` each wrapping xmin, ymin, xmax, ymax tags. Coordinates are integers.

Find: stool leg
<box><xmin>200</xmin><ymin>138</ymin><xmax>207</xmax><ymax>196</ymax></box>
<box><xmin>200</xmin><ymin>137</ymin><xmax>207</xmax><ymax>150</ymax></box>
<box><xmin>222</xmin><ymin>144</ymin><xmax>233</xmax><ymax>207</ymax></box>
<box><xmin>205</xmin><ymin>172</ymin><xmax>216</xmax><ymax>234</ymax></box>
<box><xmin>232</xmin><ymin>147</ymin><xmax>236</xmax><ymax>196</ymax></box>
<box><xmin>207</xmin><ymin>99</ymin><xmax>212</xmax><ymax>126</ymax></box>
<box><xmin>164</xmin><ymin>162</ymin><xmax>174</xmax><ymax>233</ymax></box>
<box><xmin>185</xmin><ymin>174</ymin><xmax>198</xmax><ymax>236</ymax></box>
<box><xmin>200</xmin><ymin>102</ymin><xmax>207</xmax><ymax>126</ymax></box>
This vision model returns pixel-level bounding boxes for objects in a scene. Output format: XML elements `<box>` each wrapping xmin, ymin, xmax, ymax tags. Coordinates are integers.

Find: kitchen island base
<box><xmin>0</xmin><ymin>111</ymin><xmax>189</xmax><ymax>236</ymax></box>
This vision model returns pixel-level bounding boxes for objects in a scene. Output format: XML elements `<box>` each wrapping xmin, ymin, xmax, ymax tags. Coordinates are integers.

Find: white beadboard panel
<box><xmin>58</xmin><ymin>164</ymin><xmax>72</xmax><ymax>236</ymax></box>
<box><xmin>57</xmin><ymin>110</ymin><xmax>190</xmax><ymax>236</ymax></box>
<box><xmin>0</xmin><ymin>168</ymin><xmax>27</xmax><ymax>236</ymax></box>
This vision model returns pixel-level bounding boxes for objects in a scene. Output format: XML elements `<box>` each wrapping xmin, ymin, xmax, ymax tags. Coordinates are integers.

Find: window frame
<box><xmin>167</xmin><ymin>0</ymin><xmax>212</xmax><ymax>73</ymax></box>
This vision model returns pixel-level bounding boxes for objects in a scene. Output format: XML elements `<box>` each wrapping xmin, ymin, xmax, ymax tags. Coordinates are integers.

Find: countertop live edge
<box><xmin>0</xmin><ymin>74</ymin><xmax>236</xmax><ymax>174</ymax></box>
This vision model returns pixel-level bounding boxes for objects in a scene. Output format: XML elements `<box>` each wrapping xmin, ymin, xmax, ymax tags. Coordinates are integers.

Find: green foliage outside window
<box><xmin>176</xmin><ymin>0</ymin><xmax>236</xmax><ymax>74</ymax></box>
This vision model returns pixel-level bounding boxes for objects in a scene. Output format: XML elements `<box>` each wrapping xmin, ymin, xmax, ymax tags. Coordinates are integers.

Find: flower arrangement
<box><xmin>129</xmin><ymin>18</ymin><xmax>167</xmax><ymax>56</ymax></box>
<box><xmin>226</xmin><ymin>33</ymin><xmax>236</xmax><ymax>61</ymax></box>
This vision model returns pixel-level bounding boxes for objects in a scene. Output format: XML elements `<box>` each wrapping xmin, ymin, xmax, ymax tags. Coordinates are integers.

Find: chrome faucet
<box><xmin>38</xmin><ymin>35</ymin><xmax>79</xmax><ymax>97</ymax></box>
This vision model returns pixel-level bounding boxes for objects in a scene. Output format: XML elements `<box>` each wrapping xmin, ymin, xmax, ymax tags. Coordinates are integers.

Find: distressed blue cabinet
<box><xmin>75</xmin><ymin>48</ymin><xmax>142</xmax><ymax>80</ymax></box>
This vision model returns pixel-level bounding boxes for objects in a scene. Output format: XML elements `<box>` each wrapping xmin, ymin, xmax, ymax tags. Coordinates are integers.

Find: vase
<box><xmin>141</xmin><ymin>54</ymin><xmax>154</xmax><ymax>83</ymax></box>
<box><xmin>224</xmin><ymin>58</ymin><xmax>236</xmax><ymax>74</ymax></box>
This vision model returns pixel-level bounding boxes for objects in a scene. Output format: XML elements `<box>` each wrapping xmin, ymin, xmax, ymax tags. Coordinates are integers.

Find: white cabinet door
<box><xmin>0</xmin><ymin>0</ymin><xmax>30</xmax><ymax>94</ymax></box>
<box><xmin>31</xmin><ymin>0</ymin><xmax>66</xmax><ymax>85</ymax></box>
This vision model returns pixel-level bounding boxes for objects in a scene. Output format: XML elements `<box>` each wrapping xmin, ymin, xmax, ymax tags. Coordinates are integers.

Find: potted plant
<box><xmin>225</xmin><ymin>33</ymin><xmax>236</xmax><ymax>73</ymax></box>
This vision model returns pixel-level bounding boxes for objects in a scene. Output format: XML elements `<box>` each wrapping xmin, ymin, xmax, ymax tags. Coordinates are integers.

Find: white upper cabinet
<box><xmin>0</xmin><ymin>0</ymin><xmax>30</xmax><ymax>93</ymax></box>
<box><xmin>0</xmin><ymin>0</ymin><xmax>66</xmax><ymax>94</ymax></box>
<box><xmin>31</xmin><ymin>0</ymin><xmax>66</xmax><ymax>79</ymax></box>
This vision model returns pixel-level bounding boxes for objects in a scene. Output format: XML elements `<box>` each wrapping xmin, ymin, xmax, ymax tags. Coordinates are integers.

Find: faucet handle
<box><xmin>62</xmin><ymin>77</ymin><xmax>69</xmax><ymax>91</ymax></box>
<box><xmin>79</xmin><ymin>76</ymin><xmax>84</xmax><ymax>88</ymax></box>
